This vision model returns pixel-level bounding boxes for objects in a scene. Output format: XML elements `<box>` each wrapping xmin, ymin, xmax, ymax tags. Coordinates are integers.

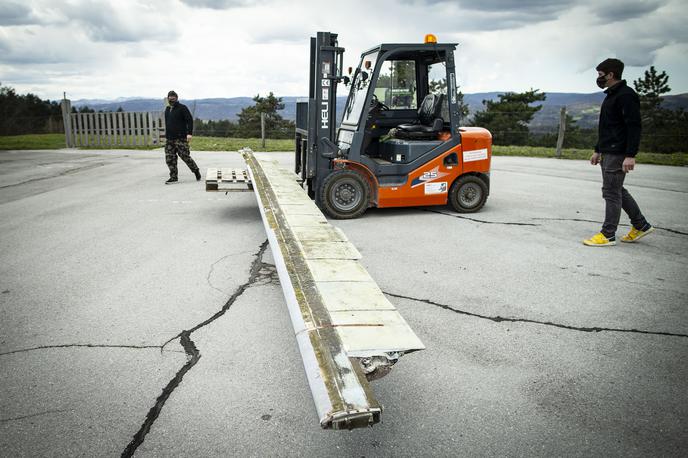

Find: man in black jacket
<box><xmin>164</xmin><ymin>90</ymin><xmax>201</xmax><ymax>184</ymax></box>
<box><xmin>583</xmin><ymin>58</ymin><xmax>654</xmax><ymax>246</ymax></box>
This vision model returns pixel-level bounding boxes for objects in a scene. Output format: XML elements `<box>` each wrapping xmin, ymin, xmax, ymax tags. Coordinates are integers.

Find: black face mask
<box><xmin>596</xmin><ymin>74</ymin><xmax>608</xmax><ymax>89</ymax></box>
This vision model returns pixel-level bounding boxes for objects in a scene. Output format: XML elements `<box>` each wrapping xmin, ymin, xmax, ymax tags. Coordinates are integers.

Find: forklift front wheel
<box><xmin>449</xmin><ymin>175</ymin><xmax>488</xmax><ymax>213</ymax></box>
<box><xmin>320</xmin><ymin>170</ymin><xmax>371</xmax><ymax>219</ymax></box>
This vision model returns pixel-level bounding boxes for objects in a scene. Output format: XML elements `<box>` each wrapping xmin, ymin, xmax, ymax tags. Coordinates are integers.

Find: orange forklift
<box><xmin>295</xmin><ymin>32</ymin><xmax>492</xmax><ymax>219</ymax></box>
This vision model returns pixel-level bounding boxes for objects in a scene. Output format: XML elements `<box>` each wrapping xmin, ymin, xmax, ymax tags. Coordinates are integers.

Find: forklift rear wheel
<box><xmin>320</xmin><ymin>170</ymin><xmax>371</xmax><ymax>219</ymax></box>
<box><xmin>449</xmin><ymin>175</ymin><xmax>488</xmax><ymax>213</ymax></box>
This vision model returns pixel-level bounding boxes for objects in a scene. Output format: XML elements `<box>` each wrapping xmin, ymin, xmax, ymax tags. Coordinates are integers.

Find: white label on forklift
<box><xmin>322</xmin><ymin>79</ymin><xmax>330</xmax><ymax>87</ymax></box>
<box><xmin>425</xmin><ymin>182</ymin><xmax>447</xmax><ymax>194</ymax></box>
<box><xmin>322</xmin><ymin>88</ymin><xmax>329</xmax><ymax>101</ymax></box>
<box><xmin>463</xmin><ymin>148</ymin><xmax>488</xmax><ymax>162</ymax></box>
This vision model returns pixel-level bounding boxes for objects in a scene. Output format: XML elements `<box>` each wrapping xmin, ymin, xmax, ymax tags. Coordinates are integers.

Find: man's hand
<box><xmin>623</xmin><ymin>157</ymin><xmax>635</xmax><ymax>173</ymax></box>
<box><xmin>590</xmin><ymin>152</ymin><xmax>601</xmax><ymax>165</ymax></box>
<box><xmin>186</xmin><ymin>134</ymin><xmax>192</xmax><ymax>141</ymax></box>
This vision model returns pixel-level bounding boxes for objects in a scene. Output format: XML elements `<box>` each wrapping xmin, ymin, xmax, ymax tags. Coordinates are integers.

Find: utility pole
<box><xmin>60</xmin><ymin>92</ymin><xmax>73</xmax><ymax>148</ymax></box>
<box><xmin>555</xmin><ymin>106</ymin><xmax>566</xmax><ymax>158</ymax></box>
<box><xmin>261</xmin><ymin>112</ymin><xmax>266</xmax><ymax>149</ymax></box>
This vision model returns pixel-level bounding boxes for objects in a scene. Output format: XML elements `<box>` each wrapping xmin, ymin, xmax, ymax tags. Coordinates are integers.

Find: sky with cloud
<box><xmin>0</xmin><ymin>0</ymin><xmax>686</xmax><ymax>101</ymax></box>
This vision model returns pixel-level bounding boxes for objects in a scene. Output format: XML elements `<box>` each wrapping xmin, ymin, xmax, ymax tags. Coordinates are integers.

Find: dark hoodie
<box><xmin>164</xmin><ymin>102</ymin><xmax>194</xmax><ymax>140</ymax></box>
<box><xmin>595</xmin><ymin>80</ymin><xmax>641</xmax><ymax>157</ymax></box>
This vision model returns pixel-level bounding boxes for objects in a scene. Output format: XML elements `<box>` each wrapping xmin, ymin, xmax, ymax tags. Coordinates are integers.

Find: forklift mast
<box><xmin>295</xmin><ymin>32</ymin><xmax>344</xmax><ymax>205</ymax></box>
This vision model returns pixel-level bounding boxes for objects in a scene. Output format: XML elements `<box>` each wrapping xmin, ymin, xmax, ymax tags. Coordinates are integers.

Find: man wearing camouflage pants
<box><xmin>164</xmin><ymin>90</ymin><xmax>201</xmax><ymax>184</ymax></box>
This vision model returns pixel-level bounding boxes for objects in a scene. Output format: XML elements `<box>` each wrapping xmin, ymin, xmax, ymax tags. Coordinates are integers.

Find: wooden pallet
<box><xmin>205</xmin><ymin>168</ymin><xmax>253</xmax><ymax>192</ymax></box>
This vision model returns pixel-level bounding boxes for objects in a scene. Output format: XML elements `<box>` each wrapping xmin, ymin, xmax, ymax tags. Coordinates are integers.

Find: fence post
<box><xmin>147</xmin><ymin>112</ymin><xmax>154</xmax><ymax>146</ymax></box>
<box><xmin>261</xmin><ymin>112</ymin><xmax>266</xmax><ymax>149</ymax></box>
<box><xmin>60</xmin><ymin>97</ymin><xmax>73</xmax><ymax>147</ymax></box>
<box><xmin>132</xmin><ymin>113</ymin><xmax>139</xmax><ymax>147</ymax></box>
<box><xmin>86</xmin><ymin>113</ymin><xmax>93</xmax><ymax>147</ymax></box>
<box><xmin>555</xmin><ymin>106</ymin><xmax>566</xmax><ymax>158</ymax></box>
<box><xmin>158</xmin><ymin>112</ymin><xmax>165</xmax><ymax>145</ymax></box>
<box><xmin>124</xmin><ymin>112</ymin><xmax>131</xmax><ymax>146</ymax></box>
<box><xmin>96</xmin><ymin>112</ymin><xmax>102</xmax><ymax>147</ymax></box>
<box><xmin>116</xmin><ymin>111</ymin><xmax>124</xmax><ymax>146</ymax></box>
<box><xmin>78</xmin><ymin>113</ymin><xmax>86</xmax><ymax>147</ymax></box>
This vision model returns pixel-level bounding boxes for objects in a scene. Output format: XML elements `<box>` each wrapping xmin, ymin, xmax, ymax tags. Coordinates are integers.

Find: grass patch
<box><xmin>0</xmin><ymin>133</ymin><xmax>293</xmax><ymax>152</ymax></box>
<box><xmin>190</xmin><ymin>136</ymin><xmax>293</xmax><ymax>152</ymax></box>
<box><xmin>2</xmin><ymin>134</ymin><xmax>684</xmax><ymax>166</ymax></box>
<box><xmin>0</xmin><ymin>133</ymin><xmax>67</xmax><ymax>150</ymax></box>
<box><xmin>0</xmin><ymin>133</ymin><xmax>157</xmax><ymax>150</ymax></box>
<box><xmin>493</xmin><ymin>145</ymin><xmax>688</xmax><ymax>166</ymax></box>
<box><xmin>75</xmin><ymin>135</ymin><xmax>158</xmax><ymax>149</ymax></box>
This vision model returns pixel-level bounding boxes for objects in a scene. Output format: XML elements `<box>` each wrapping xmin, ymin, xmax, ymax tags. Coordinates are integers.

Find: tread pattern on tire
<box><xmin>449</xmin><ymin>175</ymin><xmax>488</xmax><ymax>213</ymax></box>
<box><xmin>319</xmin><ymin>169</ymin><xmax>371</xmax><ymax>219</ymax></box>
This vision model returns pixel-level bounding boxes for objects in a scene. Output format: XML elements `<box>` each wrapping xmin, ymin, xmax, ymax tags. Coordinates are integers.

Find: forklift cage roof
<box><xmin>360</xmin><ymin>42</ymin><xmax>458</xmax><ymax>57</ymax></box>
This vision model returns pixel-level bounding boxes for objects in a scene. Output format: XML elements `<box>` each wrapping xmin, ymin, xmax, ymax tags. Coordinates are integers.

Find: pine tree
<box><xmin>470</xmin><ymin>89</ymin><xmax>546</xmax><ymax>145</ymax></box>
<box><xmin>634</xmin><ymin>66</ymin><xmax>670</xmax><ymax>112</ymax></box>
<box><xmin>237</xmin><ymin>92</ymin><xmax>294</xmax><ymax>139</ymax></box>
<box><xmin>633</xmin><ymin>66</ymin><xmax>674</xmax><ymax>153</ymax></box>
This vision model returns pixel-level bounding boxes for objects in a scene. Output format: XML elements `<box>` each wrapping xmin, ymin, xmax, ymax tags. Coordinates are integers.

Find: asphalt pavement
<box><xmin>1</xmin><ymin>148</ymin><xmax>686</xmax><ymax>457</ymax></box>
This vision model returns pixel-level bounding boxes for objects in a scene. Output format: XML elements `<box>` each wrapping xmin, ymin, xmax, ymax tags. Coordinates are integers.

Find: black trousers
<box><xmin>600</xmin><ymin>154</ymin><xmax>648</xmax><ymax>238</ymax></box>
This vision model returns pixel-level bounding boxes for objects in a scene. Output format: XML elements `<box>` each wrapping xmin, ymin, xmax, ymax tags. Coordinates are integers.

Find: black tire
<box><xmin>449</xmin><ymin>175</ymin><xmax>488</xmax><ymax>213</ymax></box>
<box><xmin>319</xmin><ymin>169</ymin><xmax>371</xmax><ymax>219</ymax></box>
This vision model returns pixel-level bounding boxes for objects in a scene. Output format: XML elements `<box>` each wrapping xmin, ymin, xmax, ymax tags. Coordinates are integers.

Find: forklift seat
<box><xmin>396</xmin><ymin>93</ymin><xmax>444</xmax><ymax>135</ymax></box>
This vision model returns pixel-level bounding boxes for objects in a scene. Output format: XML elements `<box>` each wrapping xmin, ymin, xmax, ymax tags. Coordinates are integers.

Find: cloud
<box><xmin>402</xmin><ymin>0</ymin><xmax>571</xmax><ymax>28</ymax></box>
<box><xmin>179</xmin><ymin>0</ymin><xmax>260</xmax><ymax>9</ymax></box>
<box><xmin>59</xmin><ymin>1</ymin><xmax>177</xmax><ymax>43</ymax></box>
<box><xmin>249</xmin><ymin>28</ymin><xmax>309</xmax><ymax>44</ymax></box>
<box><xmin>0</xmin><ymin>1</ymin><xmax>179</xmax><ymax>44</ymax></box>
<box><xmin>1</xmin><ymin>0</ymin><xmax>686</xmax><ymax>100</ymax></box>
<box><xmin>586</xmin><ymin>1</ymin><xmax>687</xmax><ymax>68</ymax></box>
<box><xmin>589</xmin><ymin>0</ymin><xmax>666</xmax><ymax>23</ymax></box>
<box><xmin>0</xmin><ymin>28</ymin><xmax>98</xmax><ymax>64</ymax></box>
<box><xmin>0</xmin><ymin>1</ymin><xmax>41</xmax><ymax>25</ymax></box>
<box><xmin>0</xmin><ymin>1</ymin><xmax>36</xmax><ymax>26</ymax></box>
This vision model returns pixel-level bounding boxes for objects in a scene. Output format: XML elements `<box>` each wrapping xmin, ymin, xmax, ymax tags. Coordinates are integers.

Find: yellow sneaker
<box><xmin>583</xmin><ymin>232</ymin><xmax>616</xmax><ymax>246</ymax></box>
<box><xmin>621</xmin><ymin>225</ymin><xmax>655</xmax><ymax>243</ymax></box>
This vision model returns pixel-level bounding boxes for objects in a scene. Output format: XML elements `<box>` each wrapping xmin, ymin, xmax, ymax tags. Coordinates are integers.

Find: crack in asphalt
<box><xmin>0</xmin><ymin>409</ymin><xmax>69</xmax><ymax>423</ymax></box>
<box><xmin>577</xmin><ymin>269</ymin><xmax>687</xmax><ymax>295</ymax></box>
<box><xmin>122</xmin><ymin>240</ymin><xmax>269</xmax><ymax>458</ymax></box>
<box><xmin>206</xmin><ymin>253</ymin><xmax>234</xmax><ymax>296</ymax></box>
<box><xmin>162</xmin><ymin>240</ymin><xmax>269</xmax><ymax>347</ymax></box>
<box><xmin>0</xmin><ymin>343</ymin><xmax>164</xmax><ymax>357</ymax></box>
<box><xmin>0</xmin><ymin>162</ymin><xmax>107</xmax><ymax>189</ymax></box>
<box><xmin>121</xmin><ymin>333</ymin><xmax>199</xmax><ymax>458</ymax></box>
<box><xmin>384</xmin><ymin>291</ymin><xmax>688</xmax><ymax>338</ymax></box>
<box><xmin>422</xmin><ymin>211</ymin><xmax>687</xmax><ymax>236</ymax></box>
<box><xmin>423</xmin><ymin>209</ymin><xmax>540</xmax><ymax>226</ymax></box>
<box><xmin>205</xmin><ymin>250</ymin><xmax>273</xmax><ymax>296</ymax></box>
<box><xmin>532</xmin><ymin>217</ymin><xmax>688</xmax><ymax>236</ymax></box>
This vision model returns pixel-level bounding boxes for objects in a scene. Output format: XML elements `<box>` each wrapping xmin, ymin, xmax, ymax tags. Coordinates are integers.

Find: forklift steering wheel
<box><xmin>370</xmin><ymin>94</ymin><xmax>389</xmax><ymax>111</ymax></box>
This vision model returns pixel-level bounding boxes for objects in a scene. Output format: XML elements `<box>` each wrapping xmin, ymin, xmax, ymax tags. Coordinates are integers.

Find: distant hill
<box><xmin>74</xmin><ymin>92</ymin><xmax>688</xmax><ymax>131</ymax></box>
